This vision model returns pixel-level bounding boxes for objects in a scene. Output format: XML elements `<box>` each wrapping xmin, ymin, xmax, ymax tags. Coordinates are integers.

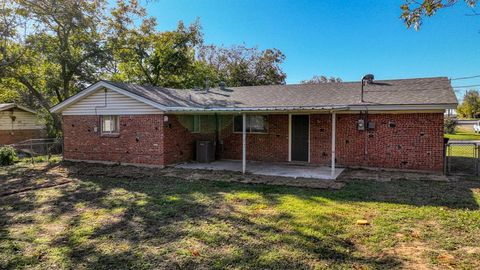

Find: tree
<box><xmin>457</xmin><ymin>89</ymin><xmax>480</xmax><ymax>118</ymax></box>
<box><xmin>197</xmin><ymin>45</ymin><xmax>286</xmax><ymax>87</ymax></box>
<box><xmin>1</xmin><ymin>0</ymin><xmax>109</xmax><ymax>133</ymax></box>
<box><xmin>300</xmin><ymin>75</ymin><xmax>342</xmax><ymax>84</ymax></box>
<box><xmin>109</xmin><ymin>15</ymin><xmax>204</xmax><ymax>88</ymax></box>
<box><xmin>1</xmin><ymin>0</ymin><xmax>289</xmax><ymax>135</ymax></box>
<box><xmin>401</xmin><ymin>0</ymin><xmax>477</xmax><ymax>30</ymax></box>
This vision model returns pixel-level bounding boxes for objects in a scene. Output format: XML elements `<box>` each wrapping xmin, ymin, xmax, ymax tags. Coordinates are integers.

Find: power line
<box><xmin>450</xmin><ymin>75</ymin><xmax>480</xmax><ymax>80</ymax></box>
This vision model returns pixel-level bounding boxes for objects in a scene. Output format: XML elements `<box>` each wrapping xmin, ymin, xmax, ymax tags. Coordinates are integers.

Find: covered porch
<box><xmin>171</xmin><ymin>109</ymin><xmax>344</xmax><ymax>179</ymax></box>
<box><xmin>235</xmin><ymin>111</ymin><xmax>340</xmax><ymax>179</ymax></box>
<box><xmin>175</xmin><ymin>160</ymin><xmax>344</xmax><ymax>180</ymax></box>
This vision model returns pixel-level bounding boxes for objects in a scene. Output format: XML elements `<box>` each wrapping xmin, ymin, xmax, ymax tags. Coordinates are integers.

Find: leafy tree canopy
<box><xmin>457</xmin><ymin>89</ymin><xmax>480</xmax><ymax>118</ymax></box>
<box><xmin>0</xmin><ymin>0</ymin><xmax>287</xmax><ymax>135</ymax></box>
<box><xmin>300</xmin><ymin>75</ymin><xmax>342</xmax><ymax>84</ymax></box>
<box><xmin>401</xmin><ymin>0</ymin><xmax>477</xmax><ymax>30</ymax></box>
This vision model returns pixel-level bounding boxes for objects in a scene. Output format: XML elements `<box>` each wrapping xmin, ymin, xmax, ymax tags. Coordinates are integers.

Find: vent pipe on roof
<box><xmin>219</xmin><ymin>81</ymin><xmax>226</xmax><ymax>90</ymax></box>
<box><xmin>205</xmin><ymin>78</ymin><xmax>210</xmax><ymax>92</ymax></box>
<box><xmin>361</xmin><ymin>74</ymin><xmax>374</xmax><ymax>102</ymax></box>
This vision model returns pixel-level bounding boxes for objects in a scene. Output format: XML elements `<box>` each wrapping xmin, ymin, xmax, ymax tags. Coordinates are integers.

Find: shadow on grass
<box><xmin>447</xmin><ymin>156</ymin><xmax>478</xmax><ymax>175</ymax></box>
<box><xmin>2</xmin><ymin>163</ymin><xmax>480</xmax><ymax>269</ymax></box>
<box><xmin>327</xmin><ymin>179</ymin><xmax>480</xmax><ymax>210</ymax></box>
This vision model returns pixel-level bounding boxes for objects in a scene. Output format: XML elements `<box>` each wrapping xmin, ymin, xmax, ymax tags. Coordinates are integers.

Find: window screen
<box><xmin>101</xmin><ymin>115</ymin><xmax>119</xmax><ymax>134</ymax></box>
<box><xmin>233</xmin><ymin>115</ymin><xmax>267</xmax><ymax>133</ymax></box>
<box><xmin>192</xmin><ymin>115</ymin><xmax>201</xmax><ymax>133</ymax></box>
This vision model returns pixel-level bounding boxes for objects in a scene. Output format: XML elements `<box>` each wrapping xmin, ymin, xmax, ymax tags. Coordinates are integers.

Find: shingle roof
<box><xmin>104</xmin><ymin>77</ymin><xmax>457</xmax><ymax>110</ymax></box>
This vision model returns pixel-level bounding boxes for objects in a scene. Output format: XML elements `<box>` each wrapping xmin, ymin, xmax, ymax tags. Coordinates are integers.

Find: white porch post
<box><xmin>242</xmin><ymin>113</ymin><xmax>247</xmax><ymax>174</ymax></box>
<box><xmin>288</xmin><ymin>113</ymin><xmax>292</xmax><ymax>162</ymax></box>
<box><xmin>331</xmin><ymin>111</ymin><xmax>336</xmax><ymax>178</ymax></box>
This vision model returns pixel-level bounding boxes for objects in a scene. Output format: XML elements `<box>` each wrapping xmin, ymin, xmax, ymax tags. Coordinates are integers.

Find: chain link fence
<box><xmin>10</xmin><ymin>138</ymin><xmax>63</xmax><ymax>164</ymax></box>
<box><xmin>445</xmin><ymin>142</ymin><xmax>479</xmax><ymax>175</ymax></box>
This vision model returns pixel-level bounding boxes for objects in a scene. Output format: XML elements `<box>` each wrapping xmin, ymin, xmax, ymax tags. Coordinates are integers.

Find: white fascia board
<box><xmin>348</xmin><ymin>103</ymin><xmax>458</xmax><ymax>111</ymax></box>
<box><xmin>167</xmin><ymin>106</ymin><xmax>349</xmax><ymax>114</ymax></box>
<box><xmin>0</xmin><ymin>104</ymin><xmax>14</xmax><ymax>112</ymax></box>
<box><xmin>15</xmin><ymin>105</ymin><xmax>38</xmax><ymax>114</ymax></box>
<box><xmin>0</xmin><ymin>104</ymin><xmax>37</xmax><ymax>114</ymax></box>
<box><xmin>50</xmin><ymin>81</ymin><xmax>168</xmax><ymax>113</ymax></box>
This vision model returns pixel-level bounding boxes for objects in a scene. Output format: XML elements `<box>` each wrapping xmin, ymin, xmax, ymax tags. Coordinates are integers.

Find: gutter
<box><xmin>165</xmin><ymin>103</ymin><xmax>457</xmax><ymax>114</ymax></box>
<box><xmin>166</xmin><ymin>106</ymin><xmax>349</xmax><ymax>114</ymax></box>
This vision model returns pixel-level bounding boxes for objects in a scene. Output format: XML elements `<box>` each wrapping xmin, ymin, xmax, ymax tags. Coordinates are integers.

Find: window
<box><xmin>233</xmin><ymin>115</ymin><xmax>267</xmax><ymax>133</ymax></box>
<box><xmin>101</xmin><ymin>115</ymin><xmax>119</xmax><ymax>134</ymax></box>
<box><xmin>192</xmin><ymin>115</ymin><xmax>201</xmax><ymax>133</ymax></box>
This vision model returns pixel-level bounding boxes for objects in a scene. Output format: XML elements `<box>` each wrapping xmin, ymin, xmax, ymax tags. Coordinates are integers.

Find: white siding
<box><xmin>0</xmin><ymin>109</ymin><xmax>45</xmax><ymax>130</ymax></box>
<box><xmin>62</xmin><ymin>88</ymin><xmax>163</xmax><ymax>115</ymax></box>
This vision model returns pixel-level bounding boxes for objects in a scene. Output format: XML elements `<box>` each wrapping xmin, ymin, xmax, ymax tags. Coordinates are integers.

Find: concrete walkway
<box><xmin>175</xmin><ymin>160</ymin><xmax>344</xmax><ymax>180</ymax></box>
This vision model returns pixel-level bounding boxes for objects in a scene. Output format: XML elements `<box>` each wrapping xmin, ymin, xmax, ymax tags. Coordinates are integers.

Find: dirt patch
<box><xmin>0</xmin><ymin>163</ymin><xmax>74</xmax><ymax>197</ymax></box>
<box><xmin>381</xmin><ymin>242</ymin><xmax>438</xmax><ymax>270</ymax></box>
<box><xmin>338</xmin><ymin>168</ymin><xmax>449</xmax><ymax>182</ymax></box>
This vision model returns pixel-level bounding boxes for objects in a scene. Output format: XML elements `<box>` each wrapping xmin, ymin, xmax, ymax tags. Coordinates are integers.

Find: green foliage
<box><xmin>0</xmin><ymin>88</ymin><xmax>19</xmax><ymax>103</ymax></box>
<box><xmin>0</xmin><ymin>146</ymin><xmax>17</xmax><ymax>166</ymax></box>
<box><xmin>197</xmin><ymin>45</ymin><xmax>287</xmax><ymax>87</ymax></box>
<box><xmin>300</xmin><ymin>75</ymin><xmax>342</xmax><ymax>84</ymax></box>
<box><xmin>1</xmin><ymin>0</ymin><xmax>288</xmax><ymax>135</ymax></box>
<box><xmin>457</xmin><ymin>90</ymin><xmax>480</xmax><ymax>119</ymax></box>
<box><xmin>401</xmin><ymin>0</ymin><xmax>477</xmax><ymax>30</ymax></box>
<box><xmin>444</xmin><ymin>116</ymin><xmax>457</xmax><ymax>134</ymax></box>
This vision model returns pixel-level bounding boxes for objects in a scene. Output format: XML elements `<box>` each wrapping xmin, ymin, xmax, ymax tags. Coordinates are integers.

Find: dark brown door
<box><xmin>291</xmin><ymin>115</ymin><xmax>309</xmax><ymax>161</ymax></box>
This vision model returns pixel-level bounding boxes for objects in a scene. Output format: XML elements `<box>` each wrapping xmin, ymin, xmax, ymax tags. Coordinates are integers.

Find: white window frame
<box><xmin>101</xmin><ymin>115</ymin><xmax>120</xmax><ymax>135</ymax></box>
<box><xmin>192</xmin><ymin>115</ymin><xmax>201</xmax><ymax>133</ymax></box>
<box><xmin>233</xmin><ymin>115</ymin><xmax>268</xmax><ymax>134</ymax></box>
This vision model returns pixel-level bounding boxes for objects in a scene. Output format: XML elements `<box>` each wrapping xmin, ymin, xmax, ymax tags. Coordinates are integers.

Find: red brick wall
<box><xmin>161</xmin><ymin>114</ymin><xmax>289</xmax><ymax>164</ymax></box>
<box><xmin>310</xmin><ymin>114</ymin><xmax>332</xmax><ymax>164</ymax></box>
<box><xmin>162</xmin><ymin>115</ymin><xmax>215</xmax><ymax>165</ymax></box>
<box><xmin>0</xmin><ymin>129</ymin><xmax>47</xmax><ymax>145</ymax></box>
<box><xmin>333</xmin><ymin>113</ymin><xmax>444</xmax><ymax>171</ymax></box>
<box><xmin>63</xmin><ymin>112</ymin><xmax>445</xmax><ymax>171</ymax></box>
<box><xmin>63</xmin><ymin>115</ymin><xmax>165</xmax><ymax>166</ymax></box>
<box><xmin>221</xmin><ymin>114</ymin><xmax>289</xmax><ymax>162</ymax></box>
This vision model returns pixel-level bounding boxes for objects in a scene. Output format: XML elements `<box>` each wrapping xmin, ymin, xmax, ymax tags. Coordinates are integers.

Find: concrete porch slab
<box><xmin>175</xmin><ymin>160</ymin><xmax>344</xmax><ymax>180</ymax></box>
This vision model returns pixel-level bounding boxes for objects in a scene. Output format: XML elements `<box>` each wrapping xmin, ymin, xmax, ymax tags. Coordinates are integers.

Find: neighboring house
<box><xmin>455</xmin><ymin>119</ymin><xmax>479</xmax><ymax>132</ymax></box>
<box><xmin>51</xmin><ymin>77</ymin><xmax>457</xmax><ymax>173</ymax></box>
<box><xmin>0</xmin><ymin>103</ymin><xmax>47</xmax><ymax>145</ymax></box>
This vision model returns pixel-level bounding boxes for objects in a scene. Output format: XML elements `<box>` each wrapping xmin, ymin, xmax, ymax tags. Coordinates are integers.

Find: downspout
<box><xmin>331</xmin><ymin>111</ymin><xmax>336</xmax><ymax>178</ymax></box>
<box><xmin>214</xmin><ymin>113</ymin><xmax>220</xmax><ymax>160</ymax></box>
<box><xmin>242</xmin><ymin>113</ymin><xmax>247</xmax><ymax>174</ymax></box>
<box><xmin>364</xmin><ymin>105</ymin><xmax>369</xmax><ymax>160</ymax></box>
<box><xmin>94</xmin><ymin>89</ymin><xmax>108</xmax><ymax>132</ymax></box>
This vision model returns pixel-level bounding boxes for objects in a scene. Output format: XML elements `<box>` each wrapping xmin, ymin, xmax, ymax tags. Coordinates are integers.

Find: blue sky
<box><xmin>140</xmin><ymin>0</ymin><xmax>480</xmax><ymax>98</ymax></box>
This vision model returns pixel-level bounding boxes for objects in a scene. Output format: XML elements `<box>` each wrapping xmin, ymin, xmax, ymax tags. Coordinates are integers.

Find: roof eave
<box><xmin>166</xmin><ymin>103</ymin><xmax>457</xmax><ymax>113</ymax></box>
<box><xmin>347</xmin><ymin>103</ymin><xmax>458</xmax><ymax>111</ymax></box>
<box><xmin>0</xmin><ymin>103</ymin><xmax>37</xmax><ymax>114</ymax></box>
<box><xmin>50</xmin><ymin>81</ymin><xmax>169</xmax><ymax>113</ymax></box>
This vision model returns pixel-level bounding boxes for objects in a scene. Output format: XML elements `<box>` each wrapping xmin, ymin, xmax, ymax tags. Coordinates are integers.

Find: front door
<box><xmin>291</xmin><ymin>115</ymin><xmax>309</xmax><ymax>162</ymax></box>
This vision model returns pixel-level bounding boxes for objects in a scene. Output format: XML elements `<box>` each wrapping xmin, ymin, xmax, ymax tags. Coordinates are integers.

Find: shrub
<box><xmin>0</xmin><ymin>146</ymin><xmax>17</xmax><ymax>166</ymax></box>
<box><xmin>444</xmin><ymin>116</ymin><xmax>457</xmax><ymax>134</ymax></box>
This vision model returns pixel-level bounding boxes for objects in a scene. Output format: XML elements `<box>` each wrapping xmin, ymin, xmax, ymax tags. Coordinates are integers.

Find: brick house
<box><xmin>51</xmin><ymin>77</ymin><xmax>457</xmax><ymax>175</ymax></box>
<box><xmin>0</xmin><ymin>103</ymin><xmax>47</xmax><ymax>145</ymax></box>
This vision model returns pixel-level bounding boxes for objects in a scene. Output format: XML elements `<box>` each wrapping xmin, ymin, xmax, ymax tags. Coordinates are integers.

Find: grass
<box><xmin>446</xmin><ymin>144</ymin><xmax>476</xmax><ymax>158</ymax></box>
<box><xmin>445</xmin><ymin>132</ymin><xmax>480</xmax><ymax>141</ymax></box>
<box><xmin>16</xmin><ymin>155</ymin><xmax>63</xmax><ymax>165</ymax></box>
<box><xmin>1</xmin><ymin>162</ymin><xmax>480</xmax><ymax>269</ymax></box>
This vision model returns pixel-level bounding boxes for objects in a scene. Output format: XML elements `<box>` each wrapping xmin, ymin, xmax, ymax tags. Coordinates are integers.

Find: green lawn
<box><xmin>1</xmin><ymin>162</ymin><xmax>480</xmax><ymax>269</ymax></box>
<box><xmin>446</xmin><ymin>144</ymin><xmax>477</xmax><ymax>157</ymax></box>
<box><xmin>445</xmin><ymin>132</ymin><xmax>480</xmax><ymax>141</ymax></box>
